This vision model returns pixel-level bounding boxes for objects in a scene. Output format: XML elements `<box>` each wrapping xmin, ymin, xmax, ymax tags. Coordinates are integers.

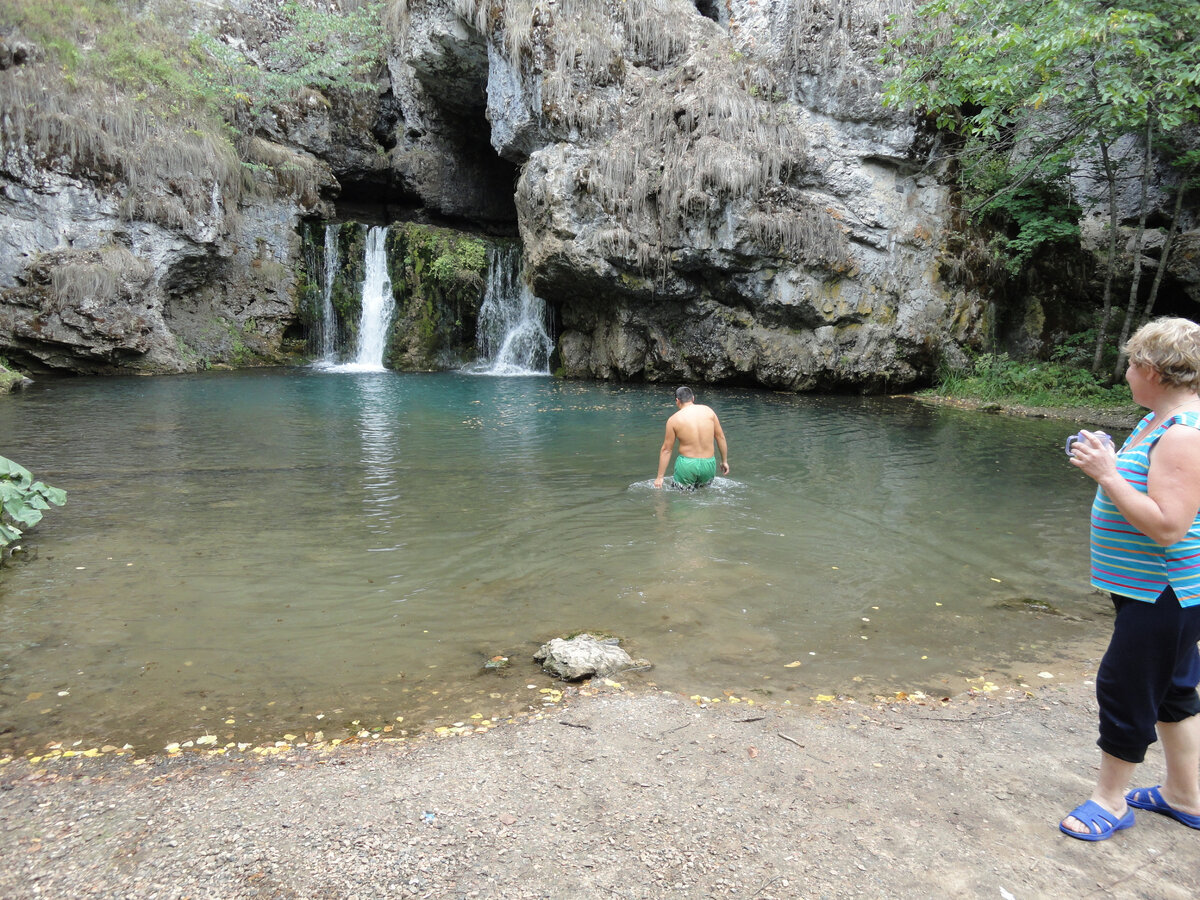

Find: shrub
<box><xmin>0</xmin><ymin>455</ymin><xmax>67</xmax><ymax>556</ymax></box>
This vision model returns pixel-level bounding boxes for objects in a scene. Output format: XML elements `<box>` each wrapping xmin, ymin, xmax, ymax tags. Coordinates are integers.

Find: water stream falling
<box><xmin>314</xmin><ymin>224</ymin><xmax>394</xmax><ymax>372</ymax></box>
<box><xmin>470</xmin><ymin>244</ymin><xmax>553</xmax><ymax>376</ymax></box>
<box><xmin>349</xmin><ymin>225</ymin><xmax>394</xmax><ymax>371</ymax></box>
<box><xmin>318</xmin><ymin>223</ymin><xmax>340</xmax><ymax>362</ymax></box>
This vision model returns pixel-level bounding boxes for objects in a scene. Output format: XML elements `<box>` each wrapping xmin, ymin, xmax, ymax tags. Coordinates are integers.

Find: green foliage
<box><xmin>195</xmin><ymin>0</ymin><xmax>386</xmax><ymax>132</ymax></box>
<box><xmin>932</xmin><ymin>352</ymin><xmax>1134</xmax><ymax>409</ymax></box>
<box><xmin>3</xmin><ymin>0</ymin><xmax>386</xmax><ymax>234</ymax></box>
<box><xmin>384</xmin><ymin>224</ymin><xmax>489</xmax><ymax>365</ymax></box>
<box><xmin>0</xmin><ymin>456</ymin><xmax>67</xmax><ymax>552</ymax></box>
<box><xmin>882</xmin><ymin>0</ymin><xmax>1200</xmax><ymax>146</ymax></box>
<box><xmin>962</xmin><ymin>149</ymin><xmax>1081</xmax><ymax>274</ymax></box>
<box><xmin>882</xmin><ymin>0</ymin><xmax>1200</xmax><ymax>269</ymax></box>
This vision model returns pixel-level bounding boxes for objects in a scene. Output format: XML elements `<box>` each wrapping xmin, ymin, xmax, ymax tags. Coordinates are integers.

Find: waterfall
<box><xmin>350</xmin><ymin>226</ymin><xmax>394</xmax><ymax>371</ymax></box>
<box><xmin>317</xmin><ymin>225</ymin><xmax>394</xmax><ymax>373</ymax></box>
<box><xmin>470</xmin><ymin>245</ymin><xmax>553</xmax><ymax>376</ymax></box>
<box><xmin>318</xmin><ymin>223</ymin><xmax>339</xmax><ymax>363</ymax></box>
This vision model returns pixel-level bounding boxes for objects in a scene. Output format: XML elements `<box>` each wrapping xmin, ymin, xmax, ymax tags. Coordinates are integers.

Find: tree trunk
<box><xmin>1091</xmin><ymin>139</ymin><xmax>1120</xmax><ymax>375</ymax></box>
<box><xmin>1138</xmin><ymin>179</ymin><xmax>1185</xmax><ymax>324</ymax></box>
<box><xmin>1112</xmin><ymin>117</ymin><xmax>1154</xmax><ymax>381</ymax></box>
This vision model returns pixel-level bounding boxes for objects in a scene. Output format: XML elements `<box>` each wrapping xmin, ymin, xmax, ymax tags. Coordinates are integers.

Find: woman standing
<box><xmin>1061</xmin><ymin>317</ymin><xmax>1200</xmax><ymax>841</ymax></box>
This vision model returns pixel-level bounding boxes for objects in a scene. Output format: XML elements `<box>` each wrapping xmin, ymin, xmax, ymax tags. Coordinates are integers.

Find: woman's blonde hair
<box><xmin>1124</xmin><ymin>317</ymin><xmax>1200</xmax><ymax>391</ymax></box>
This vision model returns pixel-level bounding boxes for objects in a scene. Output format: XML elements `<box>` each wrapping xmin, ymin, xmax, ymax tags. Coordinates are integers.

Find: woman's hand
<box><xmin>1068</xmin><ymin>429</ymin><xmax>1118</xmax><ymax>481</ymax></box>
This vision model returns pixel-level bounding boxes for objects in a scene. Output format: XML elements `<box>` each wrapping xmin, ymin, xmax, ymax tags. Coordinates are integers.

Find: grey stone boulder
<box><xmin>534</xmin><ymin>634</ymin><xmax>646</xmax><ymax>681</ymax></box>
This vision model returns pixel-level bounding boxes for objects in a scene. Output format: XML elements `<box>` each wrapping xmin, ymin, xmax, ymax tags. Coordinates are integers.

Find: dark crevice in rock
<box><xmin>693</xmin><ymin>0</ymin><xmax>723</xmax><ymax>24</ymax></box>
<box><xmin>372</xmin><ymin>91</ymin><xmax>403</xmax><ymax>151</ymax></box>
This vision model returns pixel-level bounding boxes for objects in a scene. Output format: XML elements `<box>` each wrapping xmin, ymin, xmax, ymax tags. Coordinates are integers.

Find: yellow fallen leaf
<box><xmin>814</xmin><ymin>694</ymin><xmax>836</xmax><ymax>702</ymax></box>
<box><xmin>784</xmin><ymin>661</ymin><xmax>803</xmax><ymax>668</ymax></box>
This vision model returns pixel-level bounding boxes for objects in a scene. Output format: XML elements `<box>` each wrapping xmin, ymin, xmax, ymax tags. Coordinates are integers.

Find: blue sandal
<box><xmin>1059</xmin><ymin>800</ymin><xmax>1135</xmax><ymax>841</ymax></box>
<box><xmin>1126</xmin><ymin>786</ymin><xmax>1200</xmax><ymax>830</ymax></box>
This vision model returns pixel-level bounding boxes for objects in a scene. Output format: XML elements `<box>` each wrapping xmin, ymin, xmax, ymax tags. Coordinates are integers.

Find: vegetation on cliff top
<box><xmin>443</xmin><ymin>0</ymin><xmax>851</xmax><ymax>279</ymax></box>
<box><xmin>1</xmin><ymin>0</ymin><xmax>386</xmax><ymax>224</ymax></box>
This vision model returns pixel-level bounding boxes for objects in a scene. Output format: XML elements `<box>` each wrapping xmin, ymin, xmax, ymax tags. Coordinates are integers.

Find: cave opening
<box><xmin>329</xmin><ymin>27</ymin><xmax>520</xmax><ymax>239</ymax></box>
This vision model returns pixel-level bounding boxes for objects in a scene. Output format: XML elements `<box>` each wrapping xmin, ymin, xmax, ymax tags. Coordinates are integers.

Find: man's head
<box><xmin>675</xmin><ymin>386</ymin><xmax>695</xmax><ymax>404</ymax></box>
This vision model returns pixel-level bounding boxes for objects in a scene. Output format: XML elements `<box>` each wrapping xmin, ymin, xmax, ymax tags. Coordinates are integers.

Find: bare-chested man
<box><xmin>654</xmin><ymin>386</ymin><xmax>730</xmax><ymax>489</ymax></box>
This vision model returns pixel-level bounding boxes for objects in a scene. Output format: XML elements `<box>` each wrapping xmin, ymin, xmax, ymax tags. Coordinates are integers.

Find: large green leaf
<box><xmin>30</xmin><ymin>482</ymin><xmax>67</xmax><ymax>507</ymax></box>
<box><xmin>0</xmin><ymin>456</ymin><xmax>66</xmax><ymax>552</ymax></box>
<box><xmin>0</xmin><ymin>455</ymin><xmax>33</xmax><ymax>485</ymax></box>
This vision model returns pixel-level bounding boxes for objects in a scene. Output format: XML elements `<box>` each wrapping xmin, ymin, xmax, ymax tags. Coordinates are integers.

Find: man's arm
<box><xmin>654</xmin><ymin>420</ymin><xmax>677</xmax><ymax>488</ymax></box>
<box><xmin>713</xmin><ymin>414</ymin><xmax>729</xmax><ymax>475</ymax></box>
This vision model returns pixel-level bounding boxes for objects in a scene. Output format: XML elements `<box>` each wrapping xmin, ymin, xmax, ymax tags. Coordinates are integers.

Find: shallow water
<box><xmin>0</xmin><ymin>371</ymin><xmax>1114</xmax><ymax>753</ymax></box>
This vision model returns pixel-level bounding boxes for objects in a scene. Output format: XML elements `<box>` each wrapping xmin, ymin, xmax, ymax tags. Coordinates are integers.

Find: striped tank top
<box><xmin>1090</xmin><ymin>409</ymin><xmax>1200</xmax><ymax>606</ymax></box>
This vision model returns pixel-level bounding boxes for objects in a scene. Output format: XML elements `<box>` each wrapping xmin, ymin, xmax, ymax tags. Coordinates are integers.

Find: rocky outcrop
<box><xmin>0</xmin><ymin>0</ymin><xmax>1193</xmax><ymax>386</ymax></box>
<box><xmin>399</xmin><ymin>0</ymin><xmax>984</xmax><ymax>389</ymax></box>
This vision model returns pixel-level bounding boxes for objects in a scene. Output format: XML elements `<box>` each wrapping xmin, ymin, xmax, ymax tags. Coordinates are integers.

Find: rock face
<box><xmin>0</xmin><ymin>0</ymin><xmax>1193</xmax><ymax>384</ymax></box>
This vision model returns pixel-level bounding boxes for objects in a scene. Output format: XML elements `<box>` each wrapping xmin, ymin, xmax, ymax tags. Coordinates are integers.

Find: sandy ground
<box><xmin>2</xmin><ymin>661</ymin><xmax>1198</xmax><ymax>900</ymax></box>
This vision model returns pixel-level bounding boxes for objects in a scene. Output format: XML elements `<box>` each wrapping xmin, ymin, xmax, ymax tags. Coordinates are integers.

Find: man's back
<box><xmin>654</xmin><ymin>388</ymin><xmax>729</xmax><ymax>489</ymax></box>
<box><xmin>669</xmin><ymin>403</ymin><xmax>718</xmax><ymax>458</ymax></box>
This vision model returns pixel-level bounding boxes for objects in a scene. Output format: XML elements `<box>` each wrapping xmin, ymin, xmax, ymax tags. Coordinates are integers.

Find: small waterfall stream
<box><xmin>316</xmin><ymin>224</ymin><xmax>394</xmax><ymax>373</ymax></box>
<box><xmin>318</xmin><ymin>223</ymin><xmax>340</xmax><ymax>362</ymax></box>
<box><xmin>470</xmin><ymin>245</ymin><xmax>553</xmax><ymax>376</ymax></box>
<box><xmin>350</xmin><ymin>226</ymin><xmax>394</xmax><ymax>371</ymax></box>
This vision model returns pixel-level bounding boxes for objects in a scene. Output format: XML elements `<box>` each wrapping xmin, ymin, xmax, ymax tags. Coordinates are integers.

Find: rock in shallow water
<box><xmin>534</xmin><ymin>633</ymin><xmax>646</xmax><ymax>681</ymax></box>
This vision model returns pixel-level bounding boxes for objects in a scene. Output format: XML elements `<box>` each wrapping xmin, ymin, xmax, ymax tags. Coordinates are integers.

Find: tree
<box><xmin>882</xmin><ymin>0</ymin><xmax>1200</xmax><ymax>374</ymax></box>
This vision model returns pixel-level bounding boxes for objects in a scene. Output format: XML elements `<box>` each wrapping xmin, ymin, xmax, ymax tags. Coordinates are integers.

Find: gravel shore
<box><xmin>3</xmin><ymin>665</ymin><xmax>1198</xmax><ymax>899</ymax></box>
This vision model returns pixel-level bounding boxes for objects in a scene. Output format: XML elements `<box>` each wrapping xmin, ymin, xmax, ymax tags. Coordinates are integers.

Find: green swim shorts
<box><xmin>672</xmin><ymin>455</ymin><xmax>717</xmax><ymax>488</ymax></box>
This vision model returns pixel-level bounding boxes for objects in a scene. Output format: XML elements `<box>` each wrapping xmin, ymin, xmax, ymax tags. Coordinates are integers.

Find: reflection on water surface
<box><xmin>0</xmin><ymin>371</ymin><xmax>1113</xmax><ymax>753</ymax></box>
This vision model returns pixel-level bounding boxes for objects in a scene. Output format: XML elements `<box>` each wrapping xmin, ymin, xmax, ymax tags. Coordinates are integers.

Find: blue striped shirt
<box><xmin>1090</xmin><ymin>410</ymin><xmax>1200</xmax><ymax>606</ymax></box>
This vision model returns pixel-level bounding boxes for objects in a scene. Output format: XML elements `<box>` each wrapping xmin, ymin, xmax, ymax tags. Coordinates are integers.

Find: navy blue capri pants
<box><xmin>1096</xmin><ymin>586</ymin><xmax>1200</xmax><ymax>763</ymax></box>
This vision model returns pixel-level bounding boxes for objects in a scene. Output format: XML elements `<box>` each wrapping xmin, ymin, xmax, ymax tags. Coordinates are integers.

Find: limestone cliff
<box><xmin>384</xmin><ymin>0</ymin><xmax>981</xmax><ymax>389</ymax></box>
<box><xmin>0</xmin><ymin>0</ymin><xmax>1193</xmax><ymax>387</ymax></box>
